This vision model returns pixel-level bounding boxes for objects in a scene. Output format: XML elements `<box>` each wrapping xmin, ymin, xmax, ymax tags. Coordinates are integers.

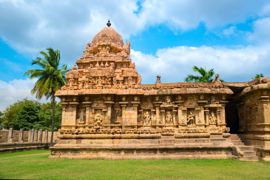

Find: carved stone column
<box><xmin>82</xmin><ymin>101</ymin><xmax>92</xmax><ymax>125</ymax></box>
<box><xmin>204</xmin><ymin>108</ymin><xmax>209</xmax><ymax>126</ymax></box>
<box><xmin>260</xmin><ymin>95</ymin><xmax>270</xmax><ymax>124</ymax></box>
<box><xmin>160</xmin><ymin>109</ymin><xmax>165</xmax><ymax>125</ymax></box>
<box><xmin>196</xmin><ymin>107</ymin><xmax>205</xmax><ymax>126</ymax></box>
<box><xmin>130</xmin><ymin>97</ymin><xmax>140</xmax><ymax>126</ymax></box>
<box><xmin>105</xmin><ymin>99</ymin><xmax>114</xmax><ymax>125</ymax></box>
<box><xmin>151</xmin><ymin>109</ymin><xmax>156</xmax><ymax>126</ymax></box>
<box><xmin>119</xmin><ymin>96</ymin><xmax>128</xmax><ymax>128</ymax></box>
<box><xmin>173</xmin><ymin>109</ymin><xmax>178</xmax><ymax>125</ymax></box>
<box><xmin>154</xmin><ymin>101</ymin><xmax>162</xmax><ymax>125</ymax></box>
<box><xmin>216</xmin><ymin>104</ymin><xmax>226</xmax><ymax>126</ymax></box>
<box><xmin>181</xmin><ymin>108</ymin><xmax>187</xmax><ymax>126</ymax></box>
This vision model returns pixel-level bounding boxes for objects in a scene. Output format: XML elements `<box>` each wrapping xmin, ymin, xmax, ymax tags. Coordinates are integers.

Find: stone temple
<box><xmin>51</xmin><ymin>21</ymin><xmax>270</xmax><ymax>161</ymax></box>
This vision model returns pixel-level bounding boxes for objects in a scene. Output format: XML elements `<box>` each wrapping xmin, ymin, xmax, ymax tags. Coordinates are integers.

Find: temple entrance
<box><xmin>225</xmin><ymin>101</ymin><xmax>239</xmax><ymax>133</ymax></box>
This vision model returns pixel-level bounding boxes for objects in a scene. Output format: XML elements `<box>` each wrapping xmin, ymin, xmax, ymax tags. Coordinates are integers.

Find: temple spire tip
<box><xmin>107</xmin><ymin>20</ymin><xmax>111</xmax><ymax>27</ymax></box>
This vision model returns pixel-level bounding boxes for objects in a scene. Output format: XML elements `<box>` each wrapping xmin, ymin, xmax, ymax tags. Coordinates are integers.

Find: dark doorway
<box><xmin>225</xmin><ymin>101</ymin><xmax>239</xmax><ymax>133</ymax></box>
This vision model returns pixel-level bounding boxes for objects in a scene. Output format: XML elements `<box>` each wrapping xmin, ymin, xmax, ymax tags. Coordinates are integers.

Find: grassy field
<box><xmin>0</xmin><ymin>150</ymin><xmax>270</xmax><ymax>179</ymax></box>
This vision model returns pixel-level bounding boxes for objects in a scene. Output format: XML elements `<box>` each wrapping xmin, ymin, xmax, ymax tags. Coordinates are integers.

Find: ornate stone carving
<box><xmin>143</xmin><ymin>111</ymin><xmax>151</xmax><ymax>126</ymax></box>
<box><xmin>209</xmin><ymin>110</ymin><xmax>217</xmax><ymax>125</ymax></box>
<box><xmin>94</xmin><ymin>112</ymin><xmax>103</xmax><ymax>129</ymax></box>
<box><xmin>187</xmin><ymin>109</ymin><xmax>196</xmax><ymax>126</ymax></box>
<box><xmin>165</xmin><ymin>111</ymin><xmax>173</xmax><ymax>125</ymax></box>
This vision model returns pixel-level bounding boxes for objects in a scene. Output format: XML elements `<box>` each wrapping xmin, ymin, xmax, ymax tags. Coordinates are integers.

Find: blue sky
<box><xmin>1</xmin><ymin>0</ymin><xmax>270</xmax><ymax>110</ymax></box>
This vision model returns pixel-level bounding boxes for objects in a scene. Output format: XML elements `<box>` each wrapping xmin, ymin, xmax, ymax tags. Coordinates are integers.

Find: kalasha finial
<box><xmin>156</xmin><ymin>75</ymin><xmax>161</xmax><ymax>84</ymax></box>
<box><xmin>107</xmin><ymin>20</ymin><xmax>111</xmax><ymax>27</ymax></box>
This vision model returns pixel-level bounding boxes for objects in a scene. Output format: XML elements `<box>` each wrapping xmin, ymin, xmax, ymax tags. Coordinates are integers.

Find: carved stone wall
<box><xmin>237</xmin><ymin>81</ymin><xmax>270</xmax><ymax>160</ymax></box>
<box><xmin>58</xmin><ymin>94</ymin><xmax>228</xmax><ymax>137</ymax></box>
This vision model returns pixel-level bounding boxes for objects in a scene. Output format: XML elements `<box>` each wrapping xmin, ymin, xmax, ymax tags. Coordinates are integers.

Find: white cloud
<box><xmin>0</xmin><ymin>0</ymin><xmax>270</xmax><ymax>65</ymax></box>
<box><xmin>1</xmin><ymin>0</ymin><xmax>270</xmax><ymax>111</ymax></box>
<box><xmin>0</xmin><ymin>79</ymin><xmax>47</xmax><ymax>111</ymax></box>
<box><xmin>131</xmin><ymin>44</ymin><xmax>270</xmax><ymax>83</ymax></box>
<box><xmin>248</xmin><ymin>17</ymin><xmax>270</xmax><ymax>45</ymax></box>
<box><xmin>140</xmin><ymin>0</ymin><xmax>269</xmax><ymax>30</ymax></box>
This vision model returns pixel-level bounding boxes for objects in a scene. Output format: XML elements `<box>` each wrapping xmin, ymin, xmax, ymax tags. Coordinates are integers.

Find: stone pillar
<box><xmin>204</xmin><ymin>108</ymin><xmax>209</xmax><ymax>126</ymax></box>
<box><xmin>105</xmin><ymin>103</ymin><xmax>113</xmax><ymax>125</ymax></box>
<box><xmin>61</xmin><ymin>103</ymin><xmax>67</xmax><ymax>125</ymax></box>
<box><xmin>120</xmin><ymin>96</ymin><xmax>128</xmax><ymax>128</ymax></box>
<box><xmin>217</xmin><ymin>105</ymin><xmax>226</xmax><ymax>126</ymax></box>
<box><xmin>120</xmin><ymin>104</ymin><xmax>127</xmax><ymax>128</ymax></box>
<box><xmin>220</xmin><ymin>105</ymin><xmax>226</xmax><ymax>125</ymax></box>
<box><xmin>84</xmin><ymin>102</ymin><xmax>92</xmax><ymax>125</ymax></box>
<box><xmin>160</xmin><ymin>109</ymin><xmax>165</xmax><ymax>125</ymax></box>
<box><xmin>151</xmin><ymin>109</ymin><xmax>156</xmax><ymax>125</ymax></box>
<box><xmin>128</xmin><ymin>97</ymin><xmax>140</xmax><ymax>126</ymax></box>
<box><xmin>7</xmin><ymin>128</ymin><xmax>13</xmax><ymax>143</ymax></box>
<box><xmin>180</xmin><ymin>108</ymin><xmax>187</xmax><ymax>126</ymax></box>
<box><xmin>175</xmin><ymin>97</ymin><xmax>185</xmax><ymax>126</ymax></box>
<box><xmin>44</xmin><ymin>130</ymin><xmax>48</xmax><ymax>143</ymax></box>
<box><xmin>196</xmin><ymin>107</ymin><xmax>205</xmax><ymax>125</ymax></box>
<box><xmin>155</xmin><ymin>105</ymin><xmax>160</xmax><ymax>125</ymax></box>
<box><xmin>217</xmin><ymin>108</ymin><xmax>221</xmax><ymax>125</ymax></box>
<box><xmin>31</xmin><ymin>129</ymin><xmax>35</xmax><ymax>142</ymax></box>
<box><xmin>28</xmin><ymin>130</ymin><xmax>31</xmax><ymax>142</ymax></box>
<box><xmin>173</xmin><ymin>109</ymin><xmax>178</xmax><ymax>125</ymax></box>
<box><xmin>33</xmin><ymin>129</ymin><xmax>38</xmax><ymax>142</ymax></box>
<box><xmin>38</xmin><ymin>129</ymin><xmax>43</xmax><ymax>143</ymax></box>
<box><xmin>18</xmin><ymin>129</ymin><xmax>23</xmax><ymax>143</ymax></box>
<box><xmin>131</xmin><ymin>104</ymin><xmax>139</xmax><ymax>126</ymax></box>
<box><xmin>260</xmin><ymin>95</ymin><xmax>270</xmax><ymax>124</ymax></box>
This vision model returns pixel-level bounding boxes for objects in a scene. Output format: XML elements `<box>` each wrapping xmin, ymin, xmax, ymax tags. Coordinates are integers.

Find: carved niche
<box><xmin>187</xmin><ymin>108</ymin><xmax>196</xmax><ymax>126</ymax></box>
<box><xmin>77</xmin><ymin>105</ymin><xmax>86</xmax><ymax>125</ymax></box>
<box><xmin>143</xmin><ymin>110</ymin><xmax>151</xmax><ymax>126</ymax></box>
<box><xmin>165</xmin><ymin>111</ymin><xmax>174</xmax><ymax>125</ymax></box>
<box><xmin>159</xmin><ymin>96</ymin><xmax>177</xmax><ymax>126</ymax></box>
<box><xmin>89</xmin><ymin>98</ymin><xmax>107</xmax><ymax>126</ymax></box>
<box><xmin>208</xmin><ymin>109</ymin><xmax>217</xmax><ymax>125</ymax></box>
<box><xmin>139</xmin><ymin>97</ymin><xmax>154</xmax><ymax>126</ymax></box>
<box><xmin>94</xmin><ymin>110</ymin><xmax>103</xmax><ymax>129</ymax></box>
<box><xmin>112</xmin><ymin>103</ymin><xmax>122</xmax><ymax>124</ymax></box>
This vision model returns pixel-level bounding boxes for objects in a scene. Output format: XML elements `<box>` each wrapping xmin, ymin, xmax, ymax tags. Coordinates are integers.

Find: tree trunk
<box><xmin>50</xmin><ymin>94</ymin><xmax>56</xmax><ymax>146</ymax></box>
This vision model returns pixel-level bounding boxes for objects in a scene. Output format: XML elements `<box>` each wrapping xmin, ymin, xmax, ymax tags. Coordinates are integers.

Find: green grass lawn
<box><xmin>0</xmin><ymin>150</ymin><xmax>270</xmax><ymax>179</ymax></box>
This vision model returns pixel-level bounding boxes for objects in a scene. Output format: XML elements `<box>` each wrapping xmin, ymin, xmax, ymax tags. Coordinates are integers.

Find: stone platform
<box><xmin>50</xmin><ymin>134</ymin><xmax>238</xmax><ymax>159</ymax></box>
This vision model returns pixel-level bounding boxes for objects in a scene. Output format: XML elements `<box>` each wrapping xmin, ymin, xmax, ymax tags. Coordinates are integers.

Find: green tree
<box><xmin>185</xmin><ymin>66</ymin><xmax>215</xmax><ymax>82</ymax></box>
<box><xmin>1</xmin><ymin>99</ymin><xmax>41</xmax><ymax>130</ymax></box>
<box><xmin>38</xmin><ymin>102</ymin><xmax>62</xmax><ymax>130</ymax></box>
<box><xmin>25</xmin><ymin>48</ymin><xmax>68</xmax><ymax>145</ymax></box>
<box><xmin>253</xmin><ymin>73</ymin><xmax>264</xmax><ymax>80</ymax></box>
<box><xmin>0</xmin><ymin>111</ymin><xmax>3</xmax><ymax>129</ymax></box>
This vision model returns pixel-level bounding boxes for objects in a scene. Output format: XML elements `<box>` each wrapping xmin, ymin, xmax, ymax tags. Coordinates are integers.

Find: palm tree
<box><xmin>185</xmin><ymin>66</ymin><xmax>215</xmax><ymax>82</ymax></box>
<box><xmin>25</xmin><ymin>48</ymin><xmax>68</xmax><ymax>146</ymax></box>
<box><xmin>253</xmin><ymin>73</ymin><xmax>264</xmax><ymax>80</ymax></box>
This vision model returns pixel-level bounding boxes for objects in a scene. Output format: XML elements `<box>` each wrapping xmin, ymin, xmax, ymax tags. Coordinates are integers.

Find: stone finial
<box><xmin>107</xmin><ymin>20</ymin><xmax>111</xmax><ymax>27</ymax></box>
<box><xmin>212</xmin><ymin>74</ymin><xmax>221</xmax><ymax>83</ymax></box>
<box><xmin>156</xmin><ymin>75</ymin><xmax>161</xmax><ymax>84</ymax></box>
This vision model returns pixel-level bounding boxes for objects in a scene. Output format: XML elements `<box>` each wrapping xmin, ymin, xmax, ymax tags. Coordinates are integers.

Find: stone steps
<box><xmin>230</xmin><ymin>134</ymin><xmax>258</xmax><ymax>161</ymax></box>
